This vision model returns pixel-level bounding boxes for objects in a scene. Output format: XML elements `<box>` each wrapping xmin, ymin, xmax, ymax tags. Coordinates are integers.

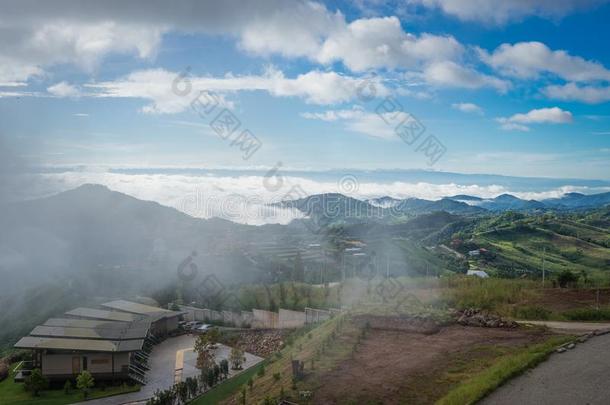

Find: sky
<box><xmin>1</xmin><ymin>0</ymin><xmax>610</xmax><ymax>214</ymax></box>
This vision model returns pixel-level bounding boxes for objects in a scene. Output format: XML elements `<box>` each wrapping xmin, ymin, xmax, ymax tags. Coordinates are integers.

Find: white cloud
<box><xmin>302</xmin><ymin>106</ymin><xmax>418</xmax><ymax>139</ymax></box>
<box><xmin>543</xmin><ymin>83</ymin><xmax>610</xmax><ymax>104</ymax></box>
<box><xmin>74</xmin><ymin>113</ymin><xmax>89</xmax><ymax>117</ymax></box>
<box><xmin>24</xmin><ymin>169</ymin><xmax>610</xmax><ymax>225</ymax></box>
<box><xmin>451</xmin><ymin>102</ymin><xmax>483</xmax><ymax>114</ymax></box>
<box><xmin>316</xmin><ymin>16</ymin><xmax>463</xmax><ymax>71</ymax></box>
<box><xmin>497</xmin><ymin>107</ymin><xmax>573</xmax><ymax>131</ymax></box>
<box><xmin>84</xmin><ymin>68</ymin><xmax>390</xmax><ymax>112</ymax></box>
<box><xmin>410</xmin><ymin>0</ymin><xmax>606</xmax><ymax>24</ymax></box>
<box><xmin>47</xmin><ymin>81</ymin><xmax>81</xmax><ymax>97</ymax></box>
<box><xmin>423</xmin><ymin>61</ymin><xmax>511</xmax><ymax>92</ymax></box>
<box><xmin>0</xmin><ymin>0</ymin><xmax>477</xmax><ymax>86</ymax></box>
<box><xmin>480</xmin><ymin>41</ymin><xmax>610</xmax><ymax>82</ymax></box>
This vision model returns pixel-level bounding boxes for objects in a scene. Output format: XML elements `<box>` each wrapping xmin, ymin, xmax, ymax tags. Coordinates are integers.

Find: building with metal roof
<box><xmin>14</xmin><ymin>300</ymin><xmax>184</xmax><ymax>385</ymax></box>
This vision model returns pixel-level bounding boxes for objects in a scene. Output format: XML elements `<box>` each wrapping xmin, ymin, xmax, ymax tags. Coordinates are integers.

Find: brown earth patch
<box><xmin>528</xmin><ymin>288</ymin><xmax>610</xmax><ymax>312</ymax></box>
<box><xmin>311</xmin><ymin>325</ymin><xmax>551</xmax><ymax>405</ymax></box>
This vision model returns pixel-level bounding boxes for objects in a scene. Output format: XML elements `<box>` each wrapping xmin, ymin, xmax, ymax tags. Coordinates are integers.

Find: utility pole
<box><xmin>542</xmin><ymin>247</ymin><xmax>546</xmax><ymax>287</ymax></box>
<box><xmin>386</xmin><ymin>250</ymin><xmax>390</xmax><ymax>278</ymax></box>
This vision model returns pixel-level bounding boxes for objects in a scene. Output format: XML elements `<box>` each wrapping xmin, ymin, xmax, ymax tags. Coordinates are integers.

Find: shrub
<box><xmin>273</xmin><ymin>372</ymin><xmax>281</xmax><ymax>381</ymax></box>
<box><xmin>76</xmin><ymin>370</ymin><xmax>95</xmax><ymax>398</ymax></box>
<box><xmin>557</xmin><ymin>270</ymin><xmax>578</xmax><ymax>288</ymax></box>
<box><xmin>63</xmin><ymin>380</ymin><xmax>72</xmax><ymax>394</ymax></box>
<box><xmin>24</xmin><ymin>369</ymin><xmax>49</xmax><ymax>396</ymax></box>
<box><xmin>562</xmin><ymin>307</ymin><xmax>610</xmax><ymax>321</ymax></box>
<box><xmin>0</xmin><ymin>361</ymin><xmax>8</xmax><ymax>382</ymax></box>
<box><xmin>257</xmin><ymin>365</ymin><xmax>265</xmax><ymax>377</ymax></box>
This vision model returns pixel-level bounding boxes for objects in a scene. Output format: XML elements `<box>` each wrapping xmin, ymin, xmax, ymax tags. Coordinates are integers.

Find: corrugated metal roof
<box><xmin>14</xmin><ymin>336</ymin><xmax>143</xmax><ymax>352</ymax></box>
<box><xmin>44</xmin><ymin>318</ymin><xmax>150</xmax><ymax>330</ymax></box>
<box><xmin>64</xmin><ymin>307</ymin><xmax>140</xmax><ymax>322</ymax></box>
<box><xmin>100</xmin><ymin>300</ymin><xmax>184</xmax><ymax>321</ymax></box>
<box><xmin>101</xmin><ymin>300</ymin><xmax>173</xmax><ymax>315</ymax></box>
<box><xmin>30</xmin><ymin>325</ymin><xmax>148</xmax><ymax>340</ymax></box>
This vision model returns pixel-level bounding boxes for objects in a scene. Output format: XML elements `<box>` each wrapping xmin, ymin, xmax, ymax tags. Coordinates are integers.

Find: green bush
<box><xmin>0</xmin><ymin>361</ymin><xmax>8</xmax><ymax>382</ymax></box>
<box><xmin>562</xmin><ymin>307</ymin><xmax>610</xmax><ymax>321</ymax></box>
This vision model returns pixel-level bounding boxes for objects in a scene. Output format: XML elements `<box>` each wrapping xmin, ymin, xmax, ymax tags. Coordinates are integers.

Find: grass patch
<box><xmin>441</xmin><ymin>277</ymin><xmax>540</xmax><ymax>314</ymax></box>
<box><xmin>0</xmin><ymin>363</ymin><xmax>140</xmax><ymax>405</ymax></box>
<box><xmin>435</xmin><ymin>335</ymin><xmax>573</xmax><ymax>405</ymax></box>
<box><xmin>562</xmin><ymin>307</ymin><xmax>610</xmax><ymax>321</ymax></box>
<box><xmin>512</xmin><ymin>305</ymin><xmax>552</xmax><ymax>320</ymax></box>
<box><xmin>190</xmin><ymin>359</ymin><xmax>268</xmax><ymax>404</ymax></box>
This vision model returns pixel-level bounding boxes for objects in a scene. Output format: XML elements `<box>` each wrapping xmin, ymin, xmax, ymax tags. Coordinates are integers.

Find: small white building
<box><xmin>467</xmin><ymin>270</ymin><xmax>489</xmax><ymax>278</ymax></box>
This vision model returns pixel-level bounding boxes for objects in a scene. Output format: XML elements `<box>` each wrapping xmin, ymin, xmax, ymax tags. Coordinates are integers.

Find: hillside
<box><xmin>448</xmin><ymin>213</ymin><xmax>610</xmax><ymax>281</ymax></box>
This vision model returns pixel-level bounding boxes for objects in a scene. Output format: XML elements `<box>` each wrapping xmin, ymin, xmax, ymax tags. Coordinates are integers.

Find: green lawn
<box><xmin>0</xmin><ymin>363</ymin><xmax>140</xmax><ymax>405</ymax></box>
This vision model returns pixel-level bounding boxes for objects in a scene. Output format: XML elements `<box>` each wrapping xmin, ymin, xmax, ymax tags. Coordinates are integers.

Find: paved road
<box><xmin>75</xmin><ymin>334</ymin><xmax>262</xmax><ymax>405</ymax></box>
<box><xmin>481</xmin><ymin>332</ymin><xmax>610</xmax><ymax>405</ymax></box>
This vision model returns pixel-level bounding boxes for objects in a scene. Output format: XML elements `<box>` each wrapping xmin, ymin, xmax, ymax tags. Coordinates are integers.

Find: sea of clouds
<box><xmin>11</xmin><ymin>168</ymin><xmax>610</xmax><ymax>225</ymax></box>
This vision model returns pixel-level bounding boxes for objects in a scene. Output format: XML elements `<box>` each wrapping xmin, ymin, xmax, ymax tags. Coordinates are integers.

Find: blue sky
<box><xmin>1</xmin><ymin>0</ymin><xmax>610</xmax><ymax>181</ymax></box>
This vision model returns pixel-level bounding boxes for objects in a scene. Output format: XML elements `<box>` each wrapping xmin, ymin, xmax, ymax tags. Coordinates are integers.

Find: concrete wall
<box><xmin>278</xmin><ymin>308</ymin><xmax>306</xmax><ymax>328</ymax></box>
<box><xmin>252</xmin><ymin>309</ymin><xmax>279</xmax><ymax>329</ymax></box>
<box><xmin>305</xmin><ymin>307</ymin><xmax>331</xmax><ymax>324</ymax></box>
<box><xmin>240</xmin><ymin>311</ymin><xmax>254</xmax><ymax>327</ymax></box>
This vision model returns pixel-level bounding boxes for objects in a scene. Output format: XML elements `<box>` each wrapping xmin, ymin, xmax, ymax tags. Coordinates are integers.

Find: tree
<box><xmin>24</xmin><ymin>368</ymin><xmax>48</xmax><ymax>396</ymax></box>
<box><xmin>229</xmin><ymin>347</ymin><xmax>246</xmax><ymax>370</ymax></box>
<box><xmin>194</xmin><ymin>334</ymin><xmax>216</xmax><ymax>372</ymax></box>
<box><xmin>176</xmin><ymin>381</ymin><xmax>188</xmax><ymax>403</ymax></box>
<box><xmin>76</xmin><ymin>370</ymin><xmax>95</xmax><ymax>398</ymax></box>
<box><xmin>557</xmin><ymin>269</ymin><xmax>578</xmax><ymax>288</ymax></box>
<box><xmin>219</xmin><ymin>359</ymin><xmax>229</xmax><ymax>379</ymax></box>
<box><xmin>186</xmin><ymin>376</ymin><xmax>198</xmax><ymax>398</ymax></box>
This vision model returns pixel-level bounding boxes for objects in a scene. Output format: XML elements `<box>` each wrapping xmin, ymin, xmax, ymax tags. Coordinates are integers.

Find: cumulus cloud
<box><xmin>497</xmin><ymin>107</ymin><xmax>573</xmax><ymax>131</ymax></box>
<box><xmin>543</xmin><ymin>83</ymin><xmax>610</xmax><ymax>104</ymax></box>
<box><xmin>423</xmin><ymin>61</ymin><xmax>511</xmax><ymax>92</ymax></box>
<box><xmin>451</xmin><ymin>102</ymin><xmax>483</xmax><ymax>114</ymax></box>
<box><xmin>410</xmin><ymin>0</ymin><xmax>607</xmax><ymax>24</ymax></box>
<box><xmin>0</xmin><ymin>0</ymin><xmax>494</xmax><ymax>94</ymax></box>
<box><xmin>315</xmin><ymin>16</ymin><xmax>463</xmax><ymax>71</ymax></box>
<box><xmin>84</xmin><ymin>67</ymin><xmax>390</xmax><ymax>112</ymax></box>
<box><xmin>480</xmin><ymin>41</ymin><xmax>610</xmax><ymax>82</ymax></box>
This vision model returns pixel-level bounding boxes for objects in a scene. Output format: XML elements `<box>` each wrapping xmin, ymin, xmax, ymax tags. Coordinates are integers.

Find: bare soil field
<box><xmin>528</xmin><ymin>288</ymin><xmax>610</xmax><ymax>312</ymax></box>
<box><xmin>311</xmin><ymin>325</ymin><xmax>553</xmax><ymax>405</ymax></box>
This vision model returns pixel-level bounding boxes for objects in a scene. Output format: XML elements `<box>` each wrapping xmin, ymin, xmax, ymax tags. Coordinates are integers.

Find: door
<box><xmin>72</xmin><ymin>356</ymin><xmax>81</xmax><ymax>374</ymax></box>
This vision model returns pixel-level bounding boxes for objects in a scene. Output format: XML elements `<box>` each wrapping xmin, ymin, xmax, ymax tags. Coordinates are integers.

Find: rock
<box><xmin>567</xmin><ymin>343</ymin><xmax>576</xmax><ymax>349</ymax></box>
<box><xmin>557</xmin><ymin>347</ymin><xmax>567</xmax><ymax>353</ymax></box>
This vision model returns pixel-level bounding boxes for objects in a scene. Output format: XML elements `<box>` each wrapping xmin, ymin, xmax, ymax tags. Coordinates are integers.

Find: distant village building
<box><xmin>468</xmin><ymin>249</ymin><xmax>481</xmax><ymax>257</ymax></box>
<box><xmin>467</xmin><ymin>270</ymin><xmax>489</xmax><ymax>278</ymax></box>
<box><xmin>14</xmin><ymin>300</ymin><xmax>184</xmax><ymax>385</ymax></box>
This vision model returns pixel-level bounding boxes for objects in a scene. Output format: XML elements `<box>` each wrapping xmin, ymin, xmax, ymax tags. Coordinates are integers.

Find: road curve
<box><xmin>480</xmin><ymin>332</ymin><xmax>610</xmax><ymax>405</ymax></box>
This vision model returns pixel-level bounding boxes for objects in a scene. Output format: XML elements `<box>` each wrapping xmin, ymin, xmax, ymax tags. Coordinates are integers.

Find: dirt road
<box><xmin>517</xmin><ymin>320</ymin><xmax>610</xmax><ymax>333</ymax></box>
<box><xmin>481</xmin><ymin>332</ymin><xmax>610</xmax><ymax>405</ymax></box>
